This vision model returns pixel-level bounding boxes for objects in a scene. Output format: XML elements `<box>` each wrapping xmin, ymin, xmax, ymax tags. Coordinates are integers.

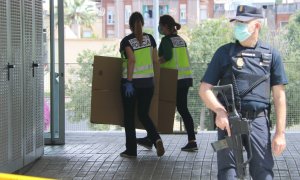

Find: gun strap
<box><xmin>229</xmin><ymin>43</ymin><xmax>270</xmax><ymax>108</ymax></box>
<box><xmin>239</xmin><ymin>74</ymin><xmax>270</xmax><ymax>98</ymax></box>
<box><xmin>231</xmin><ymin>72</ymin><xmax>241</xmax><ymax>111</ymax></box>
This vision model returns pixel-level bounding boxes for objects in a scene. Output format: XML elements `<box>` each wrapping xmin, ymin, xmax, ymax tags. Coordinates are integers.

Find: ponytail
<box><xmin>175</xmin><ymin>23</ymin><xmax>181</xmax><ymax>31</ymax></box>
<box><xmin>159</xmin><ymin>15</ymin><xmax>181</xmax><ymax>34</ymax></box>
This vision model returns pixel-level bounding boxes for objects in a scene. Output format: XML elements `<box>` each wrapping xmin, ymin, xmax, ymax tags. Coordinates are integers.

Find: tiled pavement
<box><xmin>23</xmin><ymin>131</ymin><xmax>300</xmax><ymax>180</ymax></box>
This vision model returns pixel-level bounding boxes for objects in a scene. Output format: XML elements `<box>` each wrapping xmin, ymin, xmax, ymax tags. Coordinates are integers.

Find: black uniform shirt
<box><xmin>201</xmin><ymin>40</ymin><xmax>288</xmax><ymax>111</ymax></box>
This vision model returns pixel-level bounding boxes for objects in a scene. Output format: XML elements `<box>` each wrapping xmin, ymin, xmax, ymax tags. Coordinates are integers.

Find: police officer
<box><xmin>119</xmin><ymin>12</ymin><xmax>165</xmax><ymax>158</ymax></box>
<box><xmin>199</xmin><ymin>5</ymin><xmax>288</xmax><ymax>180</ymax></box>
<box><xmin>137</xmin><ymin>15</ymin><xmax>198</xmax><ymax>151</ymax></box>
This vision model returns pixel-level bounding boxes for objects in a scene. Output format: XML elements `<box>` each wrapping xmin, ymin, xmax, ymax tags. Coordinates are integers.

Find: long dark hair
<box><xmin>129</xmin><ymin>12</ymin><xmax>144</xmax><ymax>44</ymax></box>
<box><xmin>159</xmin><ymin>15</ymin><xmax>181</xmax><ymax>33</ymax></box>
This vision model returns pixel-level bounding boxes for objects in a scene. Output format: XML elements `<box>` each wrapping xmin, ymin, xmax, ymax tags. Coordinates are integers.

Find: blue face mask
<box><xmin>234</xmin><ymin>22</ymin><xmax>252</xmax><ymax>42</ymax></box>
<box><xmin>158</xmin><ymin>25</ymin><xmax>164</xmax><ymax>35</ymax></box>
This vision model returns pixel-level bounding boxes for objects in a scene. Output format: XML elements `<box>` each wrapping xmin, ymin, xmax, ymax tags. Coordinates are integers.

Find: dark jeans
<box><xmin>177</xmin><ymin>86</ymin><xmax>196</xmax><ymax>141</ymax></box>
<box><xmin>217</xmin><ymin>115</ymin><xmax>274</xmax><ymax>180</ymax></box>
<box><xmin>121</xmin><ymin>86</ymin><xmax>161</xmax><ymax>153</ymax></box>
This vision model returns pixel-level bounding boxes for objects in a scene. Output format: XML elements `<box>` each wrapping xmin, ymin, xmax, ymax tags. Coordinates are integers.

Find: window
<box><xmin>280</xmin><ymin>21</ymin><xmax>288</xmax><ymax>28</ymax></box>
<box><xmin>143</xmin><ymin>5</ymin><xmax>169</xmax><ymax>27</ymax></box>
<box><xmin>143</xmin><ymin>5</ymin><xmax>169</xmax><ymax>18</ymax></box>
<box><xmin>124</xmin><ymin>5</ymin><xmax>131</xmax><ymax>25</ymax></box>
<box><xmin>107</xmin><ymin>8</ymin><xmax>114</xmax><ymax>25</ymax></box>
<box><xmin>143</xmin><ymin>5</ymin><xmax>153</xmax><ymax>19</ymax></box>
<box><xmin>180</xmin><ymin>4</ymin><xmax>186</xmax><ymax>24</ymax></box>
<box><xmin>159</xmin><ymin>5</ymin><xmax>169</xmax><ymax>15</ymax></box>
<box><xmin>200</xmin><ymin>5</ymin><xmax>207</xmax><ymax>20</ymax></box>
<box><xmin>143</xmin><ymin>5</ymin><xmax>153</xmax><ymax>27</ymax></box>
<box><xmin>214</xmin><ymin>3</ymin><xmax>225</xmax><ymax>11</ymax></box>
<box><xmin>82</xmin><ymin>30</ymin><xmax>93</xmax><ymax>38</ymax></box>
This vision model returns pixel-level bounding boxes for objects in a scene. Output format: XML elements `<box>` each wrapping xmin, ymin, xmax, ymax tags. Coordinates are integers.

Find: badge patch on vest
<box><xmin>241</xmin><ymin>52</ymin><xmax>256</xmax><ymax>57</ymax></box>
<box><xmin>236</xmin><ymin>57</ymin><xmax>244</xmax><ymax>69</ymax></box>
<box><xmin>260</xmin><ymin>53</ymin><xmax>272</xmax><ymax>67</ymax></box>
<box><xmin>260</xmin><ymin>62</ymin><xmax>269</xmax><ymax>66</ymax></box>
<box><xmin>170</xmin><ymin>37</ymin><xmax>186</xmax><ymax>48</ymax></box>
<box><xmin>129</xmin><ymin>35</ymin><xmax>151</xmax><ymax>50</ymax></box>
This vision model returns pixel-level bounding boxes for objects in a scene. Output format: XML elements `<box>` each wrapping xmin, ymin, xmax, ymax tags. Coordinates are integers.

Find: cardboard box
<box><xmin>159</xmin><ymin>68</ymin><xmax>177</xmax><ymax>102</ymax></box>
<box><xmin>157</xmin><ymin>100</ymin><xmax>176</xmax><ymax>133</ymax></box>
<box><xmin>92</xmin><ymin>56</ymin><xmax>122</xmax><ymax>91</ymax></box>
<box><xmin>90</xmin><ymin>56</ymin><xmax>178</xmax><ymax>133</ymax></box>
<box><xmin>90</xmin><ymin>91</ymin><xmax>123</xmax><ymax>125</ymax></box>
<box><xmin>157</xmin><ymin>68</ymin><xmax>177</xmax><ymax>133</ymax></box>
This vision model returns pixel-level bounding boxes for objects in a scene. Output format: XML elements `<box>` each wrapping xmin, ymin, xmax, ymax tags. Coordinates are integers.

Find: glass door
<box><xmin>43</xmin><ymin>0</ymin><xmax>65</xmax><ymax>145</ymax></box>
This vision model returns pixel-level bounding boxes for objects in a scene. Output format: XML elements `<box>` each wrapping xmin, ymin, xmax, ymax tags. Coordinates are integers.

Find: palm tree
<box><xmin>64</xmin><ymin>0</ymin><xmax>97</xmax><ymax>38</ymax></box>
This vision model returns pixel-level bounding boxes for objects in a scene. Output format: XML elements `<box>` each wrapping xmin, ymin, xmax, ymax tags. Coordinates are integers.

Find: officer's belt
<box><xmin>240</xmin><ymin>109</ymin><xmax>267</xmax><ymax>119</ymax></box>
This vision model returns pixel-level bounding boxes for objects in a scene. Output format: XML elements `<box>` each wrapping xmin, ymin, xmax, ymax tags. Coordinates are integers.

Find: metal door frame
<box><xmin>44</xmin><ymin>0</ymin><xmax>65</xmax><ymax>145</ymax></box>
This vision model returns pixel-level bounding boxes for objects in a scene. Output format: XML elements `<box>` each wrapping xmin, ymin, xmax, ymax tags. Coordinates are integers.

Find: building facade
<box><xmin>45</xmin><ymin>0</ymin><xmax>300</xmax><ymax>39</ymax></box>
<box><xmin>212</xmin><ymin>0</ymin><xmax>300</xmax><ymax>29</ymax></box>
<box><xmin>276</xmin><ymin>1</ymin><xmax>300</xmax><ymax>28</ymax></box>
<box><xmin>212</xmin><ymin>0</ymin><xmax>277</xmax><ymax>29</ymax></box>
<box><xmin>100</xmin><ymin>0</ymin><xmax>210</xmax><ymax>38</ymax></box>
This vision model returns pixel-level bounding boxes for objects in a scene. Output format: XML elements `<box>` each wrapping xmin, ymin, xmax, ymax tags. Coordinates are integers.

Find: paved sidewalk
<box><xmin>23</xmin><ymin>132</ymin><xmax>300</xmax><ymax>180</ymax></box>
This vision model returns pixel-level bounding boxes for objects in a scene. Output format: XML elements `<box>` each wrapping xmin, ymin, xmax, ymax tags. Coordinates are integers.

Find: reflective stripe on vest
<box><xmin>160</xmin><ymin>46</ymin><xmax>192</xmax><ymax>79</ymax></box>
<box><xmin>179</xmin><ymin>74</ymin><xmax>192</xmax><ymax>79</ymax></box>
<box><xmin>122</xmin><ymin>47</ymin><xmax>154</xmax><ymax>79</ymax></box>
<box><xmin>130</xmin><ymin>73</ymin><xmax>154</xmax><ymax>78</ymax></box>
<box><xmin>123</xmin><ymin>64</ymin><xmax>153</xmax><ymax>74</ymax></box>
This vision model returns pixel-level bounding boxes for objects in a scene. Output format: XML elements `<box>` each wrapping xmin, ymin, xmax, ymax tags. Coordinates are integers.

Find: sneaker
<box><xmin>181</xmin><ymin>142</ymin><xmax>198</xmax><ymax>152</ymax></box>
<box><xmin>155</xmin><ymin>139</ymin><xmax>165</xmax><ymax>157</ymax></box>
<box><xmin>137</xmin><ymin>137</ymin><xmax>153</xmax><ymax>150</ymax></box>
<box><xmin>120</xmin><ymin>150</ymin><xmax>137</xmax><ymax>158</ymax></box>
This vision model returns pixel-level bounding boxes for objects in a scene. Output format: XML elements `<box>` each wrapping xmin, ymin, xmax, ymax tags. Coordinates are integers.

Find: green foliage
<box><xmin>65</xmin><ymin>13</ymin><xmax>300</xmax><ymax>131</ymax></box>
<box><xmin>284</xmin><ymin>62</ymin><xmax>300</xmax><ymax>128</ymax></box>
<box><xmin>252</xmin><ymin>17</ymin><xmax>300</xmax><ymax>128</ymax></box>
<box><xmin>89</xmin><ymin>124</ymin><xmax>123</xmax><ymax>131</ymax></box>
<box><xmin>89</xmin><ymin>124</ymin><xmax>110</xmax><ymax>131</ymax></box>
<box><xmin>64</xmin><ymin>0</ymin><xmax>97</xmax><ymax>27</ymax></box>
<box><xmin>280</xmin><ymin>11</ymin><xmax>300</xmax><ymax>128</ymax></box>
<box><xmin>144</xmin><ymin>28</ymin><xmax>164</xmax><ymax>39</ymax></box>
<box><xmin>285</xmin><ymin>10</ymin><xmax>300</xmax><ymax>56</ymax></box>
<box><xmin>188</xmin><ymin>18</ymin><xmax>234</xmax><ymax>64</ymax></box>
<box><xmin>144</xmin><ymin>28</ymin><xmax>154</xmax><ymax>36</ymax></box>
<box><xmin>66</xmin><ymin>45</ymin><xmax>118</xmax><ymax>130</ymax></box>
<box><xmin>186</xmin><ymin>18</ymin><xmax>234</xmax><ymax>130</ymax></box>
<box><xmin>186</xmin><ymin>15</ymin><xmax>300</xmax><ymax>129</ymax></box>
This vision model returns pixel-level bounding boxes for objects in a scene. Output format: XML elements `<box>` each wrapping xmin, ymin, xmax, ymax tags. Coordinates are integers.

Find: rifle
<box><xmin>211</xmin><ymin>84</ymin><xmax>253</xmax><ymax>180</ymax></box>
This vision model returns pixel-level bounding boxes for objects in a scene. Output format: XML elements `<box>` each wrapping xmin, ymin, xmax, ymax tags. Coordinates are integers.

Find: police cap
<box><xmin>230</xmin><ymin>5</ymin><xmax>263</xmax><ymax>22</ymax></box>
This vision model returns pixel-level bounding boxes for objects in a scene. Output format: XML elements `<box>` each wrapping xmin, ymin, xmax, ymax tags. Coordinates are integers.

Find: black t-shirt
<box><xmin>120</xmin><ymin>33</ymin><xmax>157</xmax><ymax>88</ymax></box>
<box><xmin>201</xmin><ymin>40</ymin><xmax>288</xmax><ymax>110</ymax></box>
<box><xmin>120</xmin><ymin>33</ymin><xmax>157</xmax><ymax>58</ymax></box>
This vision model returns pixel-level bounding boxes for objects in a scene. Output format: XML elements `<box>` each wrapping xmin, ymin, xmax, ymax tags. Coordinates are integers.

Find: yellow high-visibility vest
<box><xmin>160</xmin><ymin>36</ymin><xmax>192</xmax><ymax>79</ymax></box>
<box><xmin>121</xmin><ymin>35</ymin><xmax>154</xmax><ymax>79</ymax></box>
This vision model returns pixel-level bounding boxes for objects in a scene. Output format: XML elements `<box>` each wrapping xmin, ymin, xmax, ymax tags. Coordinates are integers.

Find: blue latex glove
<box><xmin>123</xmin><ymin>80</ymin><xmax>134</xmax><ymax>97</ymax></box>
